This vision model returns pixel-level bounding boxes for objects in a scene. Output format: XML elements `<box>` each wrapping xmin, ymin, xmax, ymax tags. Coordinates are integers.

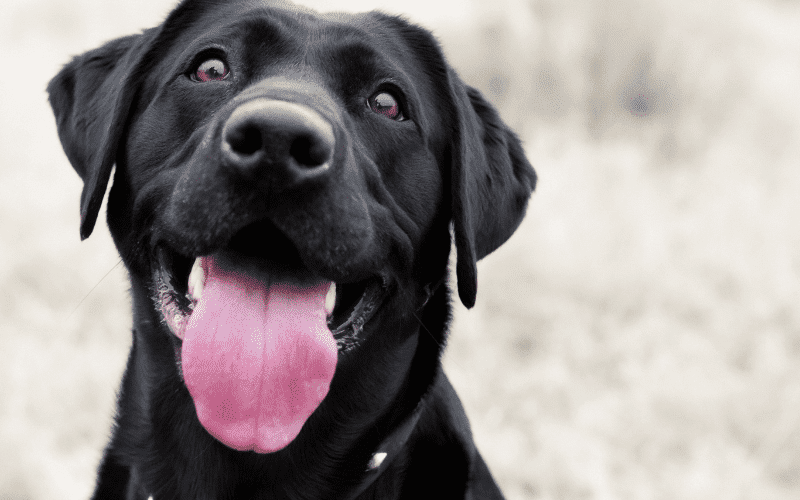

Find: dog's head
<box><xmin>49</xmin><ymin>0</ymin><xmax>535</xmax><ymax>454</ymax></box>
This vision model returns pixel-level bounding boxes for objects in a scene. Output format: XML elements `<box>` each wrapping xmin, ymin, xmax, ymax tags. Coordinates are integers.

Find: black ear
<box><xmin>448</xmin><ymin>72</ymin><xmax>537</xmax><ymax>308</ymax></box>
<box><xmin>48</xmin><ymin>31</ymin><xmax>154</xmax><ymax>240</ymax></box>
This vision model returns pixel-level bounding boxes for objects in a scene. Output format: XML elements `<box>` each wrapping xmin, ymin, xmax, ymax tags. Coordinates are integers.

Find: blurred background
<box><xmin>2</xmin><ymin>0</ymin><xmax>799</xmax><ymax>498</ymax></box>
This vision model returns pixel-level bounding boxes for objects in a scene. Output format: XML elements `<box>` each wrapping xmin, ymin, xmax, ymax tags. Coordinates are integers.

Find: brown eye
<box><xmin>368</xmin><ymin>91</ymin><xmax>404</xmax><ymax>121</ymax></box>
<box><xmin>192</xmin><ymin>58</ymin><xmax>229</xmax><ymax>82</ymax></box>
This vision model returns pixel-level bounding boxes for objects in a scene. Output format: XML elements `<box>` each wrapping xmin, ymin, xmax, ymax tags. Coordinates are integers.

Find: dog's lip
<box><xmin>151</xmin><ymin>246</ymin><xmax>390</xmax><ymax>353</ymax></box>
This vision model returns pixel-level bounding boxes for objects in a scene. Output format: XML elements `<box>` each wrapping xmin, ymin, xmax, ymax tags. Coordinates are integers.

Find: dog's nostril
<box><xmin>227</xmin><ymin>126</ymin><xmax>263</xmax><ymax>156</ymax></box>
<box><xmin>222</xmin><ymin>99</ymin><xmax>336</xmax><ymax>182</ymax></box>
<box><xmin>290</xmin><ymin>135</ymin><xmax>331</xmax><ymax>167</ymax></box>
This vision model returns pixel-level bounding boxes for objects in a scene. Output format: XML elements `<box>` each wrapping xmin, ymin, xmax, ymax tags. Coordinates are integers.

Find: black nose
<box><xmin>221</xmin><ymin>99</ymin><xmax>335</xmax><ymax>187</ymax></box>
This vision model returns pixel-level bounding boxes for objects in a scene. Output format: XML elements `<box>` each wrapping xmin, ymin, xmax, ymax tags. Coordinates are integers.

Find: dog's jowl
<box><xmin>48</xmin><ymin>1</ymin><xmax>536</xmax><ymax>498</ymax></box>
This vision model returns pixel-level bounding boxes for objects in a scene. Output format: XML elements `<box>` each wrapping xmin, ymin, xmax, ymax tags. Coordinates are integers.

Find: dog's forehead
<box><xmin>168</xmin><ymin>0</ymin><xmax>390</xmax><ymax>54</ymax></box>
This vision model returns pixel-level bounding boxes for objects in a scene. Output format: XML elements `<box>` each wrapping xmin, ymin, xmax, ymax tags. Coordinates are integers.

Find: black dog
<box><xmin>48</xmin><ymin>1</ymin><xmax>536</xmax><ymax>498</ymax></box>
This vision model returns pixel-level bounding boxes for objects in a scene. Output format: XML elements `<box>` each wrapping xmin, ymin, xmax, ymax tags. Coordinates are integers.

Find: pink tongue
<box><xmin>181</xmin><ymin>257</ymin><xmax>337</xmax><ymax>453</ymax></box>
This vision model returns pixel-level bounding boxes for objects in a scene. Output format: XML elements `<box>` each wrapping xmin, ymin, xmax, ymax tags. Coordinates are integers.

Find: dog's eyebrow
<box><xmin>234</xmin><ymin>15</ymin><xmax>294</xmax><ymax>49</ymax></box>
<box><xmin>177</xmin><ymin>9</ymin><xmax>300</xmax><ymax>54</ymax></box>
<box><xmin>322</xmin><ymin>40</ymin><xmax>407</xmax><ymax>91</ymax></box>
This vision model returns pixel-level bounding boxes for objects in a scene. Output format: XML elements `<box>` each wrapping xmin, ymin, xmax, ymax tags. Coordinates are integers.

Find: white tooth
<box><xmin>188</xmin><ymin>258</ymin><xmax>205</xmax><ymax>301</ymax></box>
<box><xmin>325</xmin><ymin>283</ymin><xmax>336</xmax><ymax>317</ymax></box>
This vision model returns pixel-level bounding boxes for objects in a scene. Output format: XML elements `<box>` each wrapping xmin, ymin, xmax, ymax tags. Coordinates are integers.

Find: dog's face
<box><xmin>49</xmin><ymin>0</ymin><xmax>535</xmax><ymax>456</ymax></box>
<box><xmin>125</xmin><ymin>1</ymin><xmax>447</xmax><ymax>276</ymax></box>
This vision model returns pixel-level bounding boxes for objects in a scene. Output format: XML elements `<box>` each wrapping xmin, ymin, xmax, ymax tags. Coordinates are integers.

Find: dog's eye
<box><xmin>192</xmin><ymin>58</ymin><xmax>230</xmax><ymax>82</ymax></box>
<box><xmin>368</xmin><ymin>91</ymin><xmax>404</xmax><ymax>121</ymax></box>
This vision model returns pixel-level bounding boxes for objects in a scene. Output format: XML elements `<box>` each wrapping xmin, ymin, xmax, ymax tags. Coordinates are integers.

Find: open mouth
<box><xmin>152</xmin><ymin>220</ymin><xmax>388</xmax><ymax>354</ymax></box>
<box><xmin>150</xmin><ymin>220</ymin><xmax>389</xmax><ymax>453</ymax></box>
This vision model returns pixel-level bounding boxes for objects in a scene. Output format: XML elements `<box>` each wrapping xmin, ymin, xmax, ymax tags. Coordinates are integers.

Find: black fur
<box><xmin>48</xmin><ymin>1</ymin><xmax>536</xmax><ymax>498</ymax></box>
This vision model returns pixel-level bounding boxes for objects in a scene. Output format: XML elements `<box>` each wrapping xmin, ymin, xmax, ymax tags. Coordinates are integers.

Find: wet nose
<box><xmin>221</xmin><ymin>99</ymin><xmax>335</xmax><ymax>187</ymax></box>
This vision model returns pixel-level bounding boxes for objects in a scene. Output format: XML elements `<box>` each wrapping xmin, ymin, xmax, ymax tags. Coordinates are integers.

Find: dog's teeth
<box><xmin>325</xmin><ymin>283</ymin><xmax>336</xmax><ymax>317</ymax></box>
<box><xmin>187</xmin><ymin>258</ymin><xmax>205</xmax><ymax>302</ymax></box>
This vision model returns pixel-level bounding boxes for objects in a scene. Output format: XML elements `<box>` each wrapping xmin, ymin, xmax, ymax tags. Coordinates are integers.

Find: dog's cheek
<box><xmin>106</xmin><ymin>178</ymin><xmax>135</xmax><ymax>255</ymax></box>
<box><xmin>121</xmin><ymin>120</ymin><xmax>171</xmax><ymax>193</ymax></box>
<box><xmin>392</xmin><ymin>150</ymin><xmax>443</xmax><ymax>239</ymax></box>
<box><xmin>357</xmin><ymin>121</ymin><xmax>443</xmax><ymax>242</ymax></box>
<box><xmin>125</xmin><ymin>71</ymin><xmax>233</xmax><ymax>173</ymax></box>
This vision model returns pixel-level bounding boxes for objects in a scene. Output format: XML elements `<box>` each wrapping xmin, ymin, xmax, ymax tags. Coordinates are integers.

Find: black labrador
<box><xmin>48</xmin><ymin>0</ymin><xmax>536</xmax><ymax>498</ymax></box>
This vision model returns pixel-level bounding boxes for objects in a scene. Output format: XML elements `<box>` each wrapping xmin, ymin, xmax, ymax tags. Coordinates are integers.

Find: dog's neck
<box><xmin>141</xmin><ymin>395</ymin><xmax>429</xmax><ymax>500</ymax></box>
<box><xmin>328</xmin><ymin>392</ymin><xmax>429</xmax><ymax>500</ymax></box>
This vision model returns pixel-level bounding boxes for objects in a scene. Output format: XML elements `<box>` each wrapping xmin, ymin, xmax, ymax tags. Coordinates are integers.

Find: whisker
<box><xmin>67</xmin><ymin>258</ymin><xmax>124</xmax><ymax>320</ymax></box>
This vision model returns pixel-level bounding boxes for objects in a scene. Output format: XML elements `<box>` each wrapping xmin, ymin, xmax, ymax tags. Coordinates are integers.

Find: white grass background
<box><xmin>2</xmin><ymin>0</ymin><xmax>799</xmax><ymax>498</ymax></box>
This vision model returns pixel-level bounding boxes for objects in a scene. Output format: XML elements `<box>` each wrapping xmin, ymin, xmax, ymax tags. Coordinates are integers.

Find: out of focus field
<box><xmin>1</xmin><ymin>0</ymin><xmax>799</xmax><ymax>498</ymax></box>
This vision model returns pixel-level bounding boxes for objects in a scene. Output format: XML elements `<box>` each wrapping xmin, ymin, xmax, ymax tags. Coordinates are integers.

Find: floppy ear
<box><xmin>448</xmin><ymin>71</ymin><xmax>537</xmax><ymax>309</ymax></box>
<box><xmin>48</xmin><ymin>31</ymin><xmax>154</xmax><ymax>240</ymax></box>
